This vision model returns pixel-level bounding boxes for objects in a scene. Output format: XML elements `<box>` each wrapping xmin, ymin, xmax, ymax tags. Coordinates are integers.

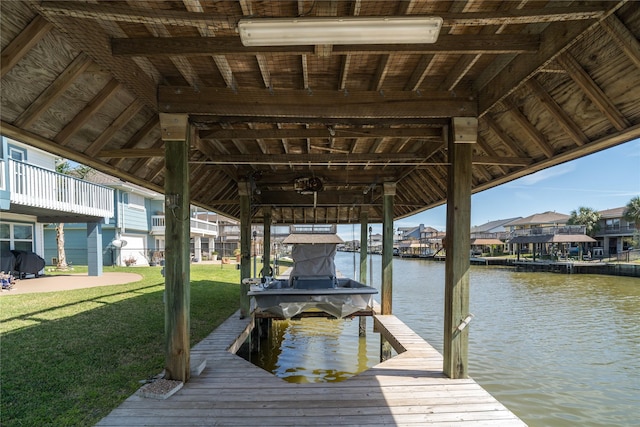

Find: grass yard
<box><xmin>0</xmin><ymin>264</ymin><xmax>240</xmax><ymax>426</ymax></box>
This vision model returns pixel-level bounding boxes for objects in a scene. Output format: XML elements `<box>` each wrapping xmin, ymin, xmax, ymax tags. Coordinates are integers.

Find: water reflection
<box><xmin>334</xmin><ymin>253</ymin><xmax>640</xmax><ymax>427</ymax></box>
<box><xmin>243</xmin><ymin>253</ymin><xmax>639</xmax><ymax>426</ymax></box>
<box><xmin>248</xmin><ymin>317</ymin><xmax>380</xmax><ymax>384</ymax></box>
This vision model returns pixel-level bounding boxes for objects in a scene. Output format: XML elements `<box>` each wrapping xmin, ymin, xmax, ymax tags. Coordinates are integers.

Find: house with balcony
<box><xmin>396</xmin><ymin>224</ymin><xmax>442</xmax><ymax>257</ymax></box>
<box><xmin>505</xmin><ymin>211</ymin><xmax>596</xmax><ymax>259</ymax></box>
<box><xmin>594</xmin><ymin>207</ymin><xmax>636</xmax><ymax>256</ymax></box>
<box><xmin>43</xmin><ymin>170</ymin><xmax>219</xmax><ymax>267</ymax></box>
<box><xmin>470</xmin><ymin>217</ymin><xmax>521</xmax><ymax>255</ymax></box>
<box><xmin>1</xmin><ymin>137</ymin><xmax>113</xmax><ymax>276</ymax></box>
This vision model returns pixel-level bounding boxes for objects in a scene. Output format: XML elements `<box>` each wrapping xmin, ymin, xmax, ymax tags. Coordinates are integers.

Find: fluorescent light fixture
<box><xmin>238</xmin><ymin>17</ymin><xmax>443</xmax><ymax>46</ymax></box>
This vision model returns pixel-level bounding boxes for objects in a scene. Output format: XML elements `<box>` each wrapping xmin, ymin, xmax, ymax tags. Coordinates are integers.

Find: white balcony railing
<box><xmin>151</xmin><ymin>215</ymin><xmax>218</xmax><ymax>237</ymax></box>
<box><xmin>9</xmin><ymin>160</ymin><xmax>114</xmax><ymax>218</ymax></box>
<box><xmin>509</xmin><ymin>225</ymin><xmax>586</xmax><ymax>237</ymax></box>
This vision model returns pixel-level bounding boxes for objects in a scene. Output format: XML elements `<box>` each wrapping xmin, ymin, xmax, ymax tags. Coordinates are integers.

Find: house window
<box><xmin>0</xmin><ymin>222</ymin><xmax>34</xmax><ymax>253</ymax></box>
<box><xmin>605</xmin><ymin>219</ymin><xmax>620</xmax><ymax>231</ymax></box>
<box><xmin>127</xmin><ymin>192</ymin><xmax>145</xmax><ymax>210</ymax></box>
<box><xmin>8</xmin><ymin>146</ymin><xmax>26</xmax><ymax>161</ymax></box>
<box><xmin>8</xmin><ymin>145</ymin><xmax>27</xmax><ymax>194</ymax></box>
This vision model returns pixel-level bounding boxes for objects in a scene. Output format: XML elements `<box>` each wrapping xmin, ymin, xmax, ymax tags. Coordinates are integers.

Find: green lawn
<box><xmin>0</xmin><ymin>264</ymin><xmax>240</xmax><ymax>427</ymax></box>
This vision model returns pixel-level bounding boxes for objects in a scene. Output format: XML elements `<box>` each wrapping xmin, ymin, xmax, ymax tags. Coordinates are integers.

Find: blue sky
<box><xmin>338</xmin><ymin>138</ymin><xmax>640</xmax><ymax>240</ymax></box>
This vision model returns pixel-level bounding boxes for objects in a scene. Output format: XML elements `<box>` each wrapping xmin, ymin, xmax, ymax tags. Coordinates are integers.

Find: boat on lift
<box><xmin>247</xmin><ymin>225</ymin><xmax>378</xmax><ymax>319</ymax></box>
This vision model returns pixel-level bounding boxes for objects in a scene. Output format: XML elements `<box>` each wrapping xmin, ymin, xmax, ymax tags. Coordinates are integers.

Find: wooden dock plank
<box><xmin>97</xmin><ymin>310</ymin><xmax>526</xmax><ymax>426</ymax></box>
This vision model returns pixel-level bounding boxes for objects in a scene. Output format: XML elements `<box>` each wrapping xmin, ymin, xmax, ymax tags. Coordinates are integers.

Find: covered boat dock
<box><xmin>2</xmin><ymin>1</ymin><xmax>639</xmax><ymax>424</ymax></box>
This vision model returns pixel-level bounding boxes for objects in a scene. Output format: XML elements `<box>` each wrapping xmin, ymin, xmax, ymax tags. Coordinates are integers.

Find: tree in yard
<box><xmin>623</xmin><ymin>196</ymin><xmax>640</xmax><ymax>229</ymax></box>
<box><xmin>623</xmin><ymin>196</ymin><xmax>640</xmax><ymax>248</ymax></box>
<box><xmin>53</xmin><ymin>160</ymin><xmax>93</xmax><ymax>270</ymax></box>
<box><xmin>567</xmin><ymin>206</ymin><xmax>601</xmax><ymax>237</ymax></box>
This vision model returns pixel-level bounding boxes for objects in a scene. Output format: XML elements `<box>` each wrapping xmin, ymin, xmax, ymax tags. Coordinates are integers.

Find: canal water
<box><xmin>246</xmin><ymin>252</ymin><xmax>640</xmax><ymax>427</ymax></box>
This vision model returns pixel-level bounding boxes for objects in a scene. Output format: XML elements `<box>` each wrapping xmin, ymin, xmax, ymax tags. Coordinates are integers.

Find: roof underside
<box><xmin>1</xmin><ymin>1</ymin><xmax>639</xmax><ymax>224</ymax></box>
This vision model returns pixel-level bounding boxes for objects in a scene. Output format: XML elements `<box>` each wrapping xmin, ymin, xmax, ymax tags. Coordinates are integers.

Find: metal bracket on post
<box><xmin>456</xmin><ymin>314</ymin><xmax>474</xmax><ymax>332</ymax></box>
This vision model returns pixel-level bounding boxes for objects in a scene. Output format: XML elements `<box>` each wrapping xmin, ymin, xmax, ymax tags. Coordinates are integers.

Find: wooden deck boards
<box><xmin>97</xmin><ymin>311</ymin><xmax>526</xmax><ymax>426</ymax></box>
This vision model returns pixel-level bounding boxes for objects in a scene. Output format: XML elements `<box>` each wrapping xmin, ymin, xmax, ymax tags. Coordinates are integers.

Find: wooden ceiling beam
<box><xmin>56</xmin><ymin>79</ymin><xmax>122</xmax><ymax>146</ymax></box>
<box><xmin>186</xmin><ymin>153</ymin><xmax>530</xmax><ymax>166</ymax></box>
<box><xmin>182</xmin><ymin>0</ymin><xmax>237</xmax><ymax>90</ymax></box>
<box><xmin>200</xmin><ymin>127</ymin><xmax>443</xmax><ymax>140</ymax></box>
<box><xmin>15</xmin><ymin>54</ymin><xmax>92</xmax><ymax>129</ymax></box>
<box><xmin>600</xmin><ymin>14</ymin><xmax>640</xmax><ymax>70</ymax></box>
<box><xmin>132</xmin><ymin>0</ymin><xmax>204</xmax><ymax>89</ymax></box>
<box><xmin>371</xmin><ymin>54</ymin><xmax>392</xmax><ymax>91</ymax></box>
<box><xmin>500</xmin><ymin>99</ymin><xmax>554</xmax><ymax>159</ymax></box>
<box><xmin>404</xmin><ymin>54</ymin><xmax>436</xmax><ymax>91</ymax></box>
<box><xmin>145</xmin><ymin>160</ymin><xmax>165</xmax><ymax>182</ymax></box>
<box><xmin>525</xmin><ymin>78</ymin><xmax>587</xmax><ymax>147</ymax></box>
<box><xmin>111</xmin><ymin>35</ymin><xmax>539</xmax><ymax>57</ymax></box>
<box><xmin>220</xmin><ymin>123</ymin><xmax>250</xmax><ymax>156</ymax></box>
<box><xmin>33</xmin><ymin>7</ymin><xmax>158</xmax><ymax>109</ymax></box>
<box><xmin>476</xmin><ymin>14</ymin><xmax>614</xmax><ymax>116</ymax></box>
<box><xmin>413</xmin><ymin>170</ymin><xmax>441</xmax><ymax>204</ymax></box>
<box><xmin>193</xmin><ymin>115</ymin><xmax>449</xmax><ymax>126</ymax></box>
<box><xmin>84</xmin><ymin>101</ymin><xmax>144</xmax><ymax>157</ymax></box>
<box><xmin>195</xmin><ymin>136</ymin><xmax>239</xmax><ymax>182</ymax></box>
<box><xmin>483</xmin><ymin>114</ymin><xmax>527</xmax><ymax>157</ymax></box>
<box><xmin>402</xmin><ymin>173</ymin><xmax>434</xmax><ymax>205</ymax></box>
<box><xmin>38</xmin><ymin>2</ymin><xmax>606</xmax><ymax>29</ymax></box>
<box><xmin>476</xmin><ymin>136</ymin><xmax>508</xmax><ymax>175</ymax></box>
<box><xmin>556</xmin><ymin>52</ymin><xmax>630</xmax><ymax>131</ymax></box>
<box><xmin>1</xmin><ymin>15</ymin><xmax>53</xmax><ymax>78</ymax></box>
<box><xmin>129</xmin><ymin>138</ymin><xmax>164</xmax><ymax>175</ymax></box>
<box><xmin>419</xmin><ymin>167</ymin><xmax>446</xmax><ymax>199</ymax></box>
<box><xmin>254</xmin><ymin>191</ymin><xmax>376</xmax><ymax>207</ymax></box>
<box><xmin>159</xmin><ymin>87</ymin><xmax>477</xmax><ymax>118</ymax></box>
<box><xmin>190</xmin><ymin>168</ymin><xmax>219</xmax><ymax>201</ymax></box>
<box><xmin>473</xmin><ymin>164</ymin><xmax>493</xmax><ymax>183</ymax></box>
<box><xmin>110</xmin><ymin>116</ymin><xmax>160</xmax><ymax>167</ymax></box>
<box><xmin>252</xmin><ymin>171</ymin><xmax>396</xmax><ymax>186</ymax></box>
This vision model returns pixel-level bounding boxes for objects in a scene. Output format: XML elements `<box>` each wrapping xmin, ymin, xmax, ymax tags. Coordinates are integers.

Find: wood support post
<box><xmin>239</xmin><ymin>181</ymin><xmax>251</xmax><ymax>318</ymax></box>
<box><xmin>359</xmin><ymin>211</ymin><xmax>368</xmax><ymax>336</ymax></box>
<box><xmin>381</xmin><ymin>182</ymin><xmax>395</xmax><ymax>315</ymax></box>
<box><xmin>262</xmin><ymin>210</ymin><xmax>271</xmax><ymax>277</ymax></box>
<box><xmin>87</xmin><ymin>222</ymin><xmax>102</xmax><ymax>276</ymax></box>
<box><xmin>160</xmin><ymin>113</ymin><xmax>191</xmax><ymax>382</ymax></box>
<box><xmin>443</xmin><ymin>117</ymin><xmax>475</xmax><ymax>379</ymax></box>
<box><xmin>359</xmin><ymin>211</ymin><xmax>368</xmax><ymax>285</ymax></box>
<box><xmin>380</xmin><ymin>336</ymin><xmax>393</xmax><ymax>362</ymax></box>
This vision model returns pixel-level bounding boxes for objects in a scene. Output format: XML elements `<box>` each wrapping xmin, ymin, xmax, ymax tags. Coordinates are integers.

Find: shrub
<box><xmin>123</xmin><ymin>256</ymin><xmax>137</xmax><ymax>266</ymax></box>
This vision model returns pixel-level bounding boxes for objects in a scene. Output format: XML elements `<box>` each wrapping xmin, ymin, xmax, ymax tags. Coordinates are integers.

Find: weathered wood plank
<box><xmin>98</xmin><ymin>310</ymin><xmax>525</xmax><ymax>426</ymax></box>
<box><xmin>158</xmin><ymin>86</ymin><xmax>477</xmax><ymax>118</ymax></box>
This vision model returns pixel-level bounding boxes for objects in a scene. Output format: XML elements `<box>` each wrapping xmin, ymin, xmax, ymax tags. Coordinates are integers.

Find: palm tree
<box><xmin>623</xmin><ymin>196</ymin><xmax>640</xmax><ymax>248</ymax></box>
<box><xmin>567</xmin><ymin>206</ymin><xmax>601</xmax><ymax>237</ymax></box>
<box><xmin>623</xmin><ymin>196</ymin><xmax>640</xmax><ymax>229</ymax></box>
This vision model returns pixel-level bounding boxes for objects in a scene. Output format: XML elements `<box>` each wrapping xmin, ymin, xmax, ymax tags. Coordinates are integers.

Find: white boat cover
<box><xmin>290</xmin><ymin>243</ymin><xmax>337</xmax><ymax>279</ymax></box>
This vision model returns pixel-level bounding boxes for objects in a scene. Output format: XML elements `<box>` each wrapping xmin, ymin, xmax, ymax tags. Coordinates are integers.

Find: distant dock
<box><xmin>98</xmin><ymin>309</ymin><xmax>526</xmax><ymax>426</ymax></box>
<box><xmin>426</xmin><ymin>255</ymin><xmax>640</xmax><ymax>277</ymax></box>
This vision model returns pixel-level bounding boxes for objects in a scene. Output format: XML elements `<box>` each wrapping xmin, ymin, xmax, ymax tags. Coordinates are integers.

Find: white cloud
<box><xmin>514</xmin><ymin>191</ymin><xmax>534</xmax><ymax>201</ymax></box>
<box><xmin>516</xmin><ymin>163</ymin><xmax>576</xmax><ymax>185</ymax></box>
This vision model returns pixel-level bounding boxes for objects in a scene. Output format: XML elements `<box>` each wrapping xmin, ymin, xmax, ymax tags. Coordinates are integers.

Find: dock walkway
<box><xmin>98</xmin><ymin>311</ymin><xmax>526</xmax><ymax>426</ymax></box>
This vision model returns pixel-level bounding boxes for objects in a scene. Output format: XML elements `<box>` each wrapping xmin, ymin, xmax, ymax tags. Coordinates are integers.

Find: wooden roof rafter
<box><xmin>1</xmin><ymin>0</ymin><xmax>636</xmax><ymax>225</ymax></box>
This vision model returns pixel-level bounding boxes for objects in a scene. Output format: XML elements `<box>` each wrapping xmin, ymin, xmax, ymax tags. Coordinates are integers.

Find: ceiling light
<box><xmin>238</xmin><ymin>17</ymin><xmax>443</xmax><ymax>46</ymax></box>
